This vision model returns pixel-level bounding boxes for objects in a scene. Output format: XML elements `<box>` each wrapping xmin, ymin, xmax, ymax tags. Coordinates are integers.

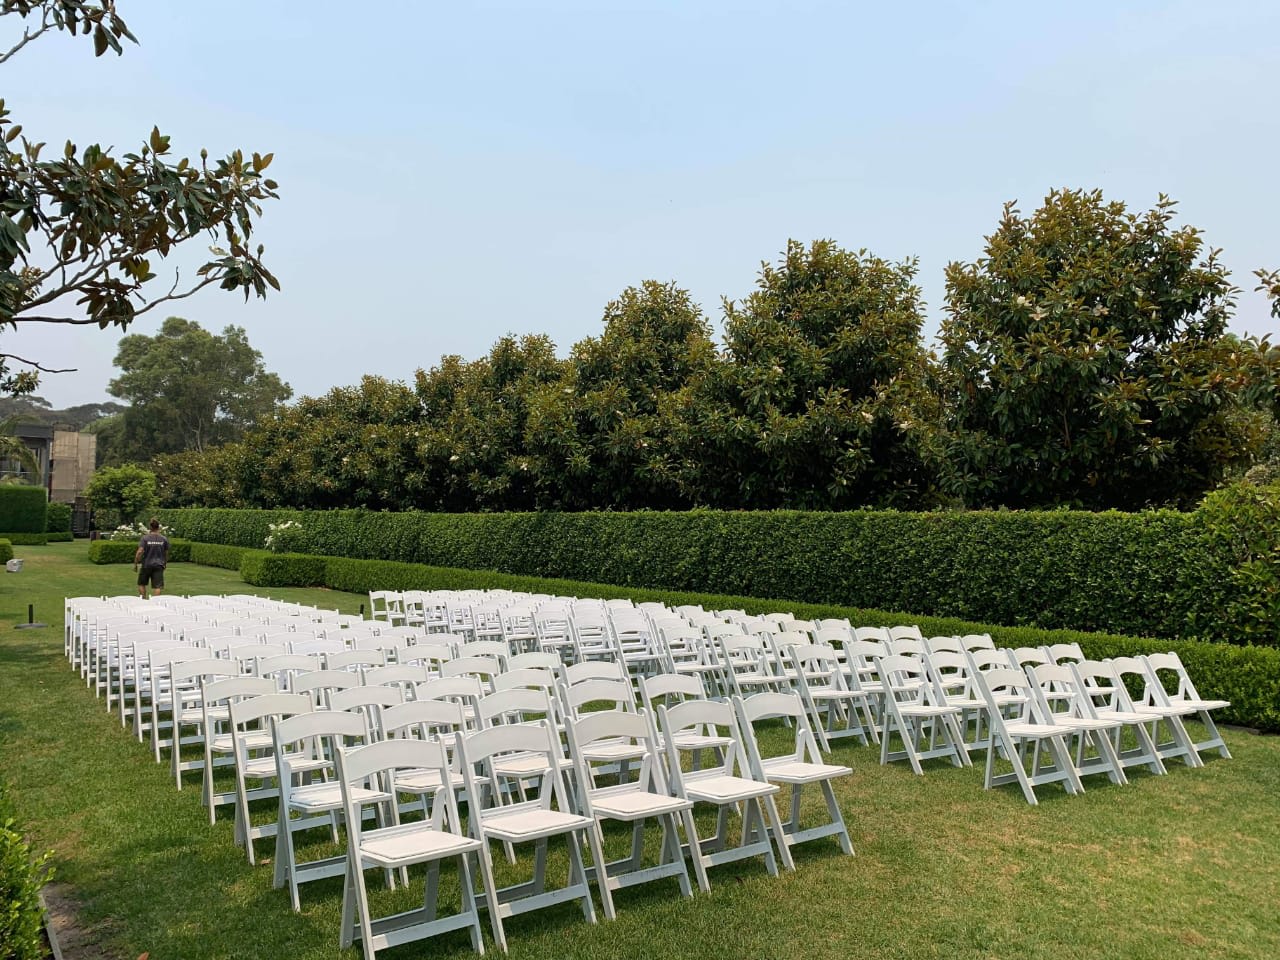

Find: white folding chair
<box><xmin>457</xmin><ymin>722</ymin><xmax>600</xmax><ymax>951</ymax></box>
<box><xmin>564</xmin><ymin>709</ymin><xmax>702</xmax><ymax>912</ymax></box>
<box><xmin>334</xmin><ymin>739</ymin><xmax>489</xmax><ymax>958</ymax></box>
<box><xmin>228</xmin><ymin>692</ymin><xmax>316</xmax><ymax>864</ymax></box>
<box><xmin>1141</xmin><ymin>652</ymin><xmax>1232</xmax><ymax>762</ymax></box>
<box><xmin>973</xmin><ymin>667</ymin><xmax>1084</xmax><ymax>805</ymax></box>
<box><xmin>1068</xmin><ymin>660</ymin><xmax>1167</xmax><ymax>777</ymax></box>
<box><xmin>876</xmin><ymin>654</ymin><xmax>969</xmax><ymax>774</ymax></box>
<box><xmin>788</xmin><ymin>642</ymin><xmax>875</xmax><ymax>750</ymax></box>
<box><xmin>271</xmin><ymin>710</ymin><xmax>383</xmax><ymax>911</ymax></box>
<box><xmin>658</xmin><ymin>698</ymin><xmax>792</xmax><ymax>883</ymax></box>
<box><xmin>733</xmin><ymin>692</ymin><xmax>854</xmax><ymax>858</ymax></box>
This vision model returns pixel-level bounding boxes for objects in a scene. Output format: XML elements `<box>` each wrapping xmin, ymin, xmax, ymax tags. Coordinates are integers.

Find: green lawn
<box><xmin>1</xmin><ymin>542</ymin><xmax>1278</xmax><ymax>960</ymax></box>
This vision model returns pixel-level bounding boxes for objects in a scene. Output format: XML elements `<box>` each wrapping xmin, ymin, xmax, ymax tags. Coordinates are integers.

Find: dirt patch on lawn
<box><xmin>41</xmin><ymin>883</ymin><xmax>119</xmax><ymax>960</ymax></box>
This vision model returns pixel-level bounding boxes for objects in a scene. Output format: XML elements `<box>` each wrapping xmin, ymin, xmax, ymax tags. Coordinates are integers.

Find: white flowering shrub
<box><xmin>107</xmin><ymin>522</ymin><xmax>172</xmax><ymax>542</ymax></box>
<box><xmin>264</xmin><ymin>520</ymin><xmax>307</xmax><ymax>554</ymax></box>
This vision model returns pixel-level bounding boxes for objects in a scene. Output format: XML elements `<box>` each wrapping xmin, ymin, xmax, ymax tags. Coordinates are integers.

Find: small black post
<box><xmin>15</xmin><ymin>602</ymin><xmax>47</xmax><ymax>630</ymax></box>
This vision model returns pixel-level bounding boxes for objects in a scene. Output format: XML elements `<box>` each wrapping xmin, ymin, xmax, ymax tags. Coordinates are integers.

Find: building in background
<box><xmin>0</xmin><ymin>423</ymin><xmax>97</xmax><ymax>503</ymax></box>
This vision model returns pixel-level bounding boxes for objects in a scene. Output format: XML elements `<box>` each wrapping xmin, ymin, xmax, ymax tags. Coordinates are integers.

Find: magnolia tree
<box><xmin>684</xmin><ymin>240</ymin><xmax>946</xmax><ymax>509</ymax></box>
<box><xmin>0</xmin><ymin>1</ymin><xmax>279</xmax><ymax>395</ymax></box>
<box><xmin>941</xmin><ymin>189</ymin><xmax>1270</xmax><ymax>509</ymax></box>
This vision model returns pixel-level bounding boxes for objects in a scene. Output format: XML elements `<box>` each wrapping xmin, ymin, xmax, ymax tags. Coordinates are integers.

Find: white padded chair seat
<box><xmin>480</xmin><ymin>808</ymin><xmax>593</xmax><ymax>842</ymax></box>
<box><xmin>395</xmin><ymin>767</ymin><xmax>465</xmax><ymax>793</ymax></box>
<box><xmin>589</xmin><ymin>788</ymin><xmax>693</xmax><ymax>821</ymax></box>
<box><xmin>491</xmin><ymin>752</ymin><xmax>573</xmax><ymax>778</ymax></box>
<box><xmin>682</xmin><ymin>774</ymin><xmax>779</xmax><ymax>804</ymax></box>
<box><xmin>1003</xmin><ymin>721</ymin><xmax>1076</xmax><ymax>739</ymax></box>
<box><xmin>761</xmin><ymin>759</ymin><xmax>851</xmax><ymax>784</ymax></box>
<box><xmin>290</xmin><ymin>782</ymin><xmax>388</xmax><ymax>811</ymax></box>
<box><xmin>359</xmin><ymin>823</ymin><xmax>480</xmax><ymax>867</ymax></box>
<box><xmin>211</xmin><ymin>731</ymin><xmax>271</xmax><ymax>753</ymax></box>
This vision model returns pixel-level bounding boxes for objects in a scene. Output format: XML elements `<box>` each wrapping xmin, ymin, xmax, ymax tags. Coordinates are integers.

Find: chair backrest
<box><xmin>325</xmin><ymin>648</ymin><xmax>386</xmax><ymax>672</ymax></box>
<box><xmin>492</xmin><ymin>667</ymin><xmax>557</xmax><ymax>695</ymax></box>
<box><xmin>457</xmin><ymin>721</ymin><xmax>568</xmax><ymax>816</ymax></box>
<box><xmin>380</xmin><ymin>698</ymin><xmax>468</xmax><ymax>741</ymax></box>
<box><xmin>273</xmin><ymin>709</ymin><xmax>369</xmax><ymax>769</ymax></box>
<box><xmin>1142</xmin><ymin>652</ymin><xmax>1202</xmax><ymax>704</ymax></box>
<box><xmin>973</xmin><ymin>667</ymin><xmax>1037</xmax><ymax>724</ymax></box>
<box><xmin>336</xmin><ymin>738</ymin><xmax>462</xmax><ymax>839</ymax></box>
<box><xmin>961</xmin><ymin>633</ymin><xmax>995</xmax><ymax>652</ymax></box>
<box><xmin>256</xmin><ymin>653</ymin><xmax>323</xmax><ymax>688</ymax></box>
<box><xmin>852</xmin><ymin>625</ymin><xmax>890</xmax><ymax>643</ymax></box>
<box><xmin>477</xmin><ymin>687</ymin><xmax>554</xmax><ymax>728</ymax></box>
<box><xmin>965</xmin><ymin>647</ymin><xmax>1011</xmax><ymax>675</ymax></box>
<box><xmin>327</xmin><ymin>685</ymin><xmax>404</xmax><ymax>735</ymax></box>
<box><xmin>291</xmin><ymin>669</ymin><xmax>360</xmax><ymax>707</ymax></box>
<box><xmin>288</xmin><ymin>636</ymin><xmax>347</xmax><ymax>657</ymax></box>
<box><xmin>1043</xmin><ymin>642</ymin><xmax>1085</xmax><ymax>664</ymax></box>
<box><xmin>507</xmin><ymin>650</ymin><xmax>560</xmax><ymax>671</ymax></box>
<box><xmin>638</xmin><ymin>673</ymin><xmax>706</xmax><ymax>714</ymax></box>
<box><xmin>361</xmin><ymin>664</ymin><xmax>430</xmax><ymax>691</ymax></box>
<box><xmin>876</xmin><ymin>654</ymin><xmax>930</xmax><ymax>703</ymax></box>
<box><xmin>732</xmin><ymin>691</ymin><xmax>823</xmax><ymax>766</ymax></box>
<box><xmin>885</xmin><ymin>637</ymin><xmax>925</xmax><ymax>657</ymax></box>
<box><xmin>564</xmin><ymin>709</ymin><xmax>667</xmax><ymax>803</ymax></box>
<box><xmin>658</xmin><ymin>698</ymin><xmax>747</xmax><ymax>785</ymax></box>
<box><xmin>559</xmin><ymin>677</ymin><xmax>637</xmax><ymax>720</ymax></box>
<box><xmin>562</xmin><ymin>660</ymin><xmax>626</xmax><ymax>686</ymax></box>
<box><xmin>1008</xmin><ymin>646</ymin><xmax>1049</xmax><ymax>668</ymax></box>
<box><xmin>924</xmin><ymin>636</ymin><xmax>964</xmax><ymax>656</ymax></box>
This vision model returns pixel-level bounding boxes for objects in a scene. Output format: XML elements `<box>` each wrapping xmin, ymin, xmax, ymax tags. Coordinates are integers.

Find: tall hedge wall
<box><xmin>0</xmin><ymin>487</ymin><xmax>48</xmax><ymax>533</ymax></box>
<box><xmin>157</xmin><ymin>502</ymin><xmax>1278</xmax><ymax>645</ymax></box>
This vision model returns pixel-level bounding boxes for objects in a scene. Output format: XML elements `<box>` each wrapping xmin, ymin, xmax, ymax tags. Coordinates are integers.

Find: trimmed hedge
<box><xmin>190</xmin><ymin>542</ymin><xmax>249</xmax><ymax>571</ymax></box>
<box><xmin>187</xmin><ymin>545</ymin><xmax>1280</xmax><ymax>732</ymax></box>
<box><xmin>239</xmin><ymin>551</ymin><xmax>326</xmax><ymax>587</ymax></box>
<box><xmin>159</xmin><ymin>504</ymin><xmax>1269</xmax><ymax>645</ymax></box>
<box><xmin>0</xmin><ymin>533</ymin><xmax>47</xmax><ymax>545</ymax></box>
<box><xmin>0</xmin><ymin>487</ymin><xmax>46</xmax><ymax>533</ymax></box>
<box><xmin>45</xmin><ymin>500</ymin><xmax>71</xmax><ymax>533</ymax></box>
<box><xmin>0</xmin><ymin>540</ymin><xmax>11</xmax><ymax>564</ymax></box>
<box><xmin>45</xmin><ymin>531</ymin><xmax>72</xmax><ymax>543</ymax></box>
<box><xmin>87</xmin><ymin>539</ymin><xmax>192</xmax><ymax>564</ymax></box>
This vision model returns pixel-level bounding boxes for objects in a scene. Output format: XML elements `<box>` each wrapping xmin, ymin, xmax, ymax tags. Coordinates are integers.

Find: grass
<box><xmin>2</xmin><ymin>542</ymin><xmax>1279</xmax><ymax>959</ymax></box>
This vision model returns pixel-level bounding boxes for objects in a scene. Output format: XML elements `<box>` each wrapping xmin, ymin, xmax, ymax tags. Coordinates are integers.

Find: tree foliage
<box><xmin>941</xmin><ymin>189</ymin><xmax>1266</xmax><ymax>509</ymax></box>
<box><xmin>0</xmin><ymin>1</ymin><xmax>279</xmax><ymax>395</ymax></box>
<box><xmin>684</xmin><ymin>240</ymin><xmax>945</xmax><ymax>509</ymax></box>
<box><xmin>83</xmin><ymin>461</ymin><xmax>155</xmax><ymax>526</ymax></box>
<box><xmin>525</xmin><ymin>281</ymin><xmax>713</xmax><ymax>509</ymax></box>
<box><xmin>103</xmin><ymin>316</ymin><xmax>289</xmax><ymax>461</ymax></box>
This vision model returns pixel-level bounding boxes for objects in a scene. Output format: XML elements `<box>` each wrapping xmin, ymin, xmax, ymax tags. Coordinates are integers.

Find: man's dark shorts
<box><xmin>138</xmin><ymin>566</ymin><xmax>164</xmax><ymax>589</ymax></box>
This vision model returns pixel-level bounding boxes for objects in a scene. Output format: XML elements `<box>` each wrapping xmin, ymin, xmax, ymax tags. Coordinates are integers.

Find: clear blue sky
<box><xmin>6</xmin><ymin>0</ymin><xmax>1279</xmax><ymax>408</ymax></box>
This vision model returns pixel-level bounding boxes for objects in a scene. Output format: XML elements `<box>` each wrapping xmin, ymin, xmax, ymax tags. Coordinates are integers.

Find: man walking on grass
<box><xmin>134</xmin><ymin>518</ymin><xmax>170</xmax><ymax>599</ymax></box>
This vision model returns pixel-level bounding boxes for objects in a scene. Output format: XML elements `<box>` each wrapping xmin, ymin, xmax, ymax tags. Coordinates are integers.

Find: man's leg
<box><xmin>137</xmin><ymin>567</ymin><xmax>148</xmax><ymax>599</ymax></box>
<box><xmin>152</xmin><ymin>568</ymin><xmax>164</xmax><ymax>598</ymax></box>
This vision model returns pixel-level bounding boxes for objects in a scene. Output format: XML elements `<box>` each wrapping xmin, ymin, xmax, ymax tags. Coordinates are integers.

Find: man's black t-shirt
<box><xmin>138</xmin><ymin>533</ymin><xmax>169</xmax><ymax>569</ymax></box>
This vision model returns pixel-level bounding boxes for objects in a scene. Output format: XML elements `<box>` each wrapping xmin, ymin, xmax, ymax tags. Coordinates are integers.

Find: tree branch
<box><xmin>0</xmin><ymin>352</ymin><xmax>75</xmax><ymax>374</ymax></box>
<box><xmin>0</xmin><ymin>14</ymin><xmax>52</xmax><ymax>65</ymax></box>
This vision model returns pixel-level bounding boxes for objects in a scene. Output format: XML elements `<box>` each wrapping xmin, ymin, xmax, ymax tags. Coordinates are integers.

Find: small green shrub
<box><xmin>0</xmin><ymin>486</ymin><xmax>48</xmax><ymax>533</ymax></box>
<box><xmin>45</xmin><ymin>531</ymin><xmax>72</xmax><ymax>543</ymax></box>
<box><xmin>45</xmin><ymin>501</ymin><xmax>71</xmax><ymax>533</ymax></box>
<box><xmin>0</xmin><ymin>533</ymin><xmax>47</xmax><ymax>546</ymax></box>
<box><xmin>0</xmin><ymin>815</ymin><xmax>53</xmax><ymax>960</ymax></box>
<box><xmin>88</xmin><ymin>539</ymin><xmax>191</xmax><ymax>564</ymax></box>
<box><xmin>0</xmin><ymin>540</ymin><xmax>11</xmax><ymax>564</ymax></box>
<box><xmin>240</xmin><ymin>551</ymin><xmax>326</xmax><ymax>587</ymax></box>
